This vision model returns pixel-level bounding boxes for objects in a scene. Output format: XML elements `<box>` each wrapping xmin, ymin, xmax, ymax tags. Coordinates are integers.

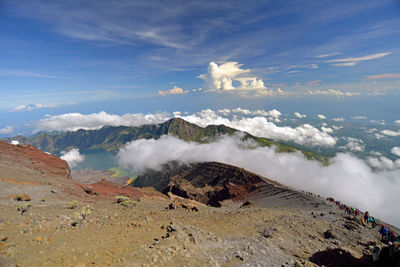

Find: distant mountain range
<box><xmin>2</xmin><ymin>118</ymin><xmax>329</xmax><ymax>163</ymax></box>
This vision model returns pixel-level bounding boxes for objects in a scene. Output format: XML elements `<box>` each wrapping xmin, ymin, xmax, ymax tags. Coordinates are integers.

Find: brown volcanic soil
<box><xmin>0</xmin><ymin>142</ymin><xmax>397</xmax><ymax>266</ymax></box>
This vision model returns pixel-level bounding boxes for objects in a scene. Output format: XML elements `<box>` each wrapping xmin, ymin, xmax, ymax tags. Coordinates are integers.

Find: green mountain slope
<box><xmin>5</xmin><ymin>118</ymin><xmax>329</xmax><ymax>164</ymax></box>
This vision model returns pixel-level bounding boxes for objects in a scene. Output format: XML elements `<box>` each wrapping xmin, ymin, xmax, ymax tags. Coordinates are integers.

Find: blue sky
<box><xmin>1</xmin><ymin>0</ymin><xmax>400</xmax><ymax>135</ymax></box>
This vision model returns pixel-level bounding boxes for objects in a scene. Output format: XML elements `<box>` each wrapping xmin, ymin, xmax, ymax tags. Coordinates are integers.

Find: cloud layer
<box><xmin>34</xmin><ymin>111</ymin><xmax>170</xmax><ymax>131</ymax></box>
<box><xmin>60</xmin><ymin>148</ymin><xmax>85</xmax><ymax>168</ymax></box>
<box><xmin>117</xmin><ymin>135</ymin><xmax>400</xmax><ymax>227</ymax></box>
<box><xmin>178</xmin><ymin>109</ymin><xmax>336</xmax><ymax>147</ymax></box>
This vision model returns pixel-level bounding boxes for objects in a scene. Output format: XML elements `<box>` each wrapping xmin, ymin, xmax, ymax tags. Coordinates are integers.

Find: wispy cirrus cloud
<box><xmin>307</xmin><ymin>89</ymin><xmax>360</xmax><ymax>97</ymax></box>
<box><xmin>315</xmin><ymin>52</ymin><xmax>341</xmax><ymax>58</ymax></box>
<box><xmin>0</xmin><ymin>70</ymin><xmax>57</xmax><ymax>78</ymax></box>
<box><xmin>306</xmin><ymin>80</ymin><xmax>322</xmax><ymax>85</ymax></box>
<box><xmin>367</xmin><ymin>73</ymin><xmax>400</xmax><ymax>80</ymax></box>
<box><xmin>11</xmin><ymin>103</ymin><xmax>76</xmax><ymax>112</ymax></box>
<box><xmin>326</xmin><ymin>52</ymin><xmax>392</xmax><ymax>67</ymax></box>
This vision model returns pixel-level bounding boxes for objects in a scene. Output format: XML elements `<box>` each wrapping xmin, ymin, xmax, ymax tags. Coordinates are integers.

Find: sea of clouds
<box><xmin>117</xmin><ymin>134</ymin><xmax>400</xmax><ymax>227</ymax></box>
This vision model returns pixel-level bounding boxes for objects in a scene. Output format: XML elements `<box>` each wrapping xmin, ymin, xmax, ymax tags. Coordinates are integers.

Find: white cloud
<box><xmin>321</xmin><ymin>127</ymin><xmax>333</xmax><ymax>133</ymax></box>
<box><xmin>316</xmin><ymin>52</ymin><xmax>341</xmax><ymax>58</ymax></box>
<box><xmin>332</xmin><ymin>117</ymin><xmax>345</xmax><ymax>122</ymax></box>
<box><xmin>232</xmin><ymin>107</ymin><xmax>251</xmax><ymax>115</ymax></box>
<box><xmin>158</xmin><ymin>86</ymin><xmax>188</xmax><ymax>96</ymax></box>
<box><xmin>326</xmin><ymin>52</ymin><xmax>392</xmax><ymax>66</ymax></box>
<box><xmin>173</xmin><ymin>111</ymin><xmax>181</xmax><ymax>116</ymax></box>
<box><xmin>351</xmin><ymin>116</ymin><xmax>367</xmax><ymax>120</ymax></box>
<box><xmin>381</xmin><ymin>129</ymin><xmax>400</xmax><ymax>137</ymax></box>
<box><xmin>317</xmin><ymin>114</ymin><xmax>326</xmax><ymax>120</ymax></box>
<box><xmin>366</xmin><ymin>156</ymin><xmax>400</xmax><ymax>170</ymax></box>
<box><xmin>0</xmin><ymin>126</ymin><xmax>14</xmax><ymax>135</ymax></box>
<box><xmin>332</xmin><ymin>125</ymin><xmax>343</xmax><ymax>131</ymax></box>
<box><xmin>340</xmin><ymin>137</ymin><xmax>365</xmax><ymax>152</ymax></box>
<box><xmin>60</xmin><ymin>148</ymin><xmax>85</xmax><ymax>168</ymax></box>
<box><xmin>395</xmin><ymin>120</ymin><xmax>400</xmax><ymax>125</ymax></box>
<box><xmin>198</xmin><ymin>62</ymin><xmax>266</xmax><ymax>91</ymax></box>
<box><xmin>217</xmin><ymin>109</ymin><xmax>231</xmax><ymax>115</ymax></box>
<box><xmin>232</xmin><ymin>108</ymin><xmax>281</xmax><ymax>118</ymax></box>
<box><xmin>332</xmin><ymin>62</ymin><xmax>356</xmax><ymax>67</ymax></box>
<box><xmin>294</xmin><ymin>112</ymin><xmax>306</xmax><ymax>119</ymax></box>
<box><xmin>34</xmin><ymin>111</ymin><xmax>170</xmax><ymax>132</ymax></box>
<box><xmin>11</xmin><ymin>103</ymin><xmax>76</xmax><ymax>112</ymax></box>
<box><xmin>307</xmin><ymin>89</ymin><xmax>360</xmax><ymax>97</ymax></box>
<box><xmin>117</xmin><ymin>135</ymin><xmax>400</xmax><ymax>227</ymax></box>
<box><xmin>179</xmin><ymin>109</ymin><xmax>336</xmax><ymax>147</ymax></box>
<box><xmin>391</xmin><ymin>147</ymin><xmax>400</xmax><ymax>157</ymax></box>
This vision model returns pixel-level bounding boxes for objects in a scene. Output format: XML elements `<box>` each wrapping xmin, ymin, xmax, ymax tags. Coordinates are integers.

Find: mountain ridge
<box><xmin>2</xmin><ymin>118</ymin><xmax>329</xmax><ymax>163</ymax></box>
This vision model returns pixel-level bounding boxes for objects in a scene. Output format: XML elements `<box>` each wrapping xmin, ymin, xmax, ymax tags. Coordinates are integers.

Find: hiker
<box><xmin>389</xmin><ymin>232</ymin><xmax>399</xmax><ymax>243</ymax></box>
<box><xmin>364</xmin><ymin>211</ymin><xmax>369</xmax><ymax>222</ymax></box>
<box><xmin>369</xmin><ymin>217</ymin><xmax>377</xmax><ymax>228</ymax></box>
<box><xmin>379</xmin><ymin>225</ymin><xmax>389</xmax><ymax>241</ymax></box>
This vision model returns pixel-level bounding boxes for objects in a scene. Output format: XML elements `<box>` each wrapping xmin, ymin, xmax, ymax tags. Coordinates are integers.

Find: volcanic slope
<box><xmin>1</xmin><ymin>142</ymin><xmax>399</xmax><ymax>266</ymax></box>
<box><xmin>4</xmin><ymin>118</ymin><xmax>329</xmax><ymax>163</ymax></box>
<box><xmin>133</xmin><ymin>161</ymin><xmax>330</xmax><ymax>209</ymax></box>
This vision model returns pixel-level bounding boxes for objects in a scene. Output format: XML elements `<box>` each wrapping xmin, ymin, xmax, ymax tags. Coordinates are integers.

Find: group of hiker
<box><xmin>327</xmin><ymin>197</ymin><xmax>399</xmax><ymax>245</ymax></box>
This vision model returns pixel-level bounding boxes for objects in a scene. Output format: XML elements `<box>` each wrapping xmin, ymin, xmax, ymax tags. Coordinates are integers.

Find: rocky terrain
<box><xmin>0</xmin><ymin>141</ymin><xmax>399</xmax><ymax>266</ymax></box>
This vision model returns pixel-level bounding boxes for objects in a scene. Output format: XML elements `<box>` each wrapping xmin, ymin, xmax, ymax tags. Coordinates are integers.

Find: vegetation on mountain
<box><xmin>4</xmin><ymin>118</ymin><xmax>329</xmax><ymax>164</ymax></box>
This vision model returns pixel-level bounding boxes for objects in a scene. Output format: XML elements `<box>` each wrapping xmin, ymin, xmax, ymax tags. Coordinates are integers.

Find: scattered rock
<box><xmin>0</xmin><ymin>236</ymin><xmax>7</xmax><ymax>242</ymax></box>
<box><xmin>259</xmin><ymin>229</ymin><xmax>274</xmax><ymax>239</ymax></box>
<box><xmin>167</xmin><ymin>199</ymin><xmax>199</xmax><ymax>212</ymax></box>
<box><xmin>323</xmin><ymin>230</ymin><xmax>335</xmax><ymax>239</ymax></box>
<box><xmin>241</xmin><ymin>200</ymin><xmax>256</xmax><ymax>208</ymax></box>
<box><xmin>8</xmin><ymin>194</ymin><xmax>31</xmax><ymax>201</ymax></box>
<box><xmin>81</xmin><ymin>186</ymin><xmax>98</xmax><ymax>195</ymax></box>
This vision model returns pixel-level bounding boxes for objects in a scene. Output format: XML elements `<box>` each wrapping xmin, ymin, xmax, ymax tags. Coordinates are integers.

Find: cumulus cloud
<box><xmin>178</xmin><ymin>109</ymin><xmax>336</xmax><ymax>147</ymax></box>
<box><xmin>117</xmin><ymin>135</ymin><xmax>400</xmax><ymax>227</ymax></box>
<box><xmin>307</xmin><ymin>89</ymin><xmax>360</xmax><ymax>97</ymax></box>
<box><xmin>321</xmin><ymin>127</ymin><xmax>333</xmax><ymax>134</ymax></box>
<box><xmin>218</xmin><ymin>108</ymin><xmax>231</xmax><ymax>115</ymax></box>
<box><xmin>366</xmin><ymin>156</ymin><xmax>400</xmax><ymax>170</ymax></box>
<box><xmin>381</xmin><ymin>129</ymin><xmax>400</xmax><ymax>137</ymax></box>
<box><xmin>395</xmin><ymin>120</ymin><xmax>400</xmax><ymax>125</ymax></box>
<box><xmin>34</xmin><ymin>111</ymin><xmax>170</xmax><ymax>132</ymax></box>
<box><xmin>12</xmin><ymin>103</ymin><xmax>75</xmax><ymax>112</ymax></box>
<box><xmin>326</xmin><ymin>52</ymin><xmax>392</xmax><ymax>66</ymax></box>
<box><xmin>198</xmin><ymin>62</ymin><xmax>266</xmax><ymax>91</ymax></box>
<box><xmin>317</xmin><ymin>114</ymin><xmax>326</xmax><ymax>120</ymax></box>
<box><xmin>339</xmin><ymin>137</ymin><xmax>365</xmax><ymax>152</ymax></box>
<box><xmin>231</xmin><ymin>108</ymin><xmax>281</xmax><ymax>118</ymax></box>
<box><xmin>158</xmin><ymin>86</ymin><xmax>188</xmax><ymax>96</ymax></box>
<box><xmin>60</xmin><ymin>148</ymin><xmax>85</xmax><ymax>168</ymax></box>
<box><xmin>0</xmin><ymin>126</ymin><xmax>14</xmax><ymax>135</ymax></box>
<box><xmin>332</xmin><ymin>117</ymin><xmax>345</xmax><ymax>122</ymax></box>
<box><xmin>391</xmin><ymin>147</ymin><xmax>400</xmax><ymax>157</ymax></box>
<box><xmin>294</xmin><ymin>112</ymin><xmax>306</xmax><ymax>119</ymax></box>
